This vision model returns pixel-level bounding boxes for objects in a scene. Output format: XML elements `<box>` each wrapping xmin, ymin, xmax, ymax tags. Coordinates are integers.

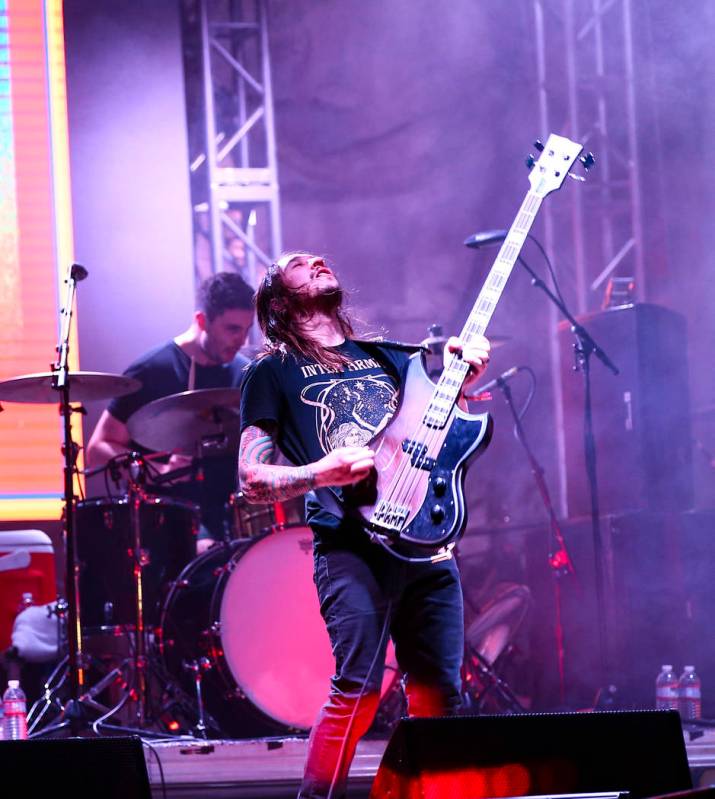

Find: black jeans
<box><xmin>298</xmin><ymin>540</ymin><xmax>464</xmax><ymax>799</ymax></box>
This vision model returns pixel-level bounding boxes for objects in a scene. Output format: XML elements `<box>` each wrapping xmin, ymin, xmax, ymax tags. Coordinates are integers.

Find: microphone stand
<box><xmin>516</xmin><ymin>254</ymin><xmax>620</xmax><ymax>708</ymax></box>
<box><xmin>485</xmin><ymin>371</ymin><xmax>575</xmax><ymax>705</ymax></box>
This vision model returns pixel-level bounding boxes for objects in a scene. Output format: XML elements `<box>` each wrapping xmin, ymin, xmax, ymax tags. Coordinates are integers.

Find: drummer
<box><xmin>86</xmin><ymin>271</ymin><xmax>255</xmax><ymax>553</ymax></box>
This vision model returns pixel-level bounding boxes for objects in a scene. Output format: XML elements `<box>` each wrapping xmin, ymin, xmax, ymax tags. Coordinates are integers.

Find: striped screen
<box><xmin>0</xmin><ymin>0</ymin><xmax>81</xmax><ymax>520</ymax></box>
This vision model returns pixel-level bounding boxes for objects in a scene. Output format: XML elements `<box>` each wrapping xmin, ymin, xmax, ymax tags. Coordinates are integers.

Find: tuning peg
<box><xmin>525</xmin><ymin>153</ymin><xmax>536</xmax><ymax>169</ymax></box>
<box><xmin>534</xmin><ymin>139</ymin><xmax>544</xmax><ymax>152</ymax></box>
<box><xmin>580</xmin><ymin>152</ymin><xmax>595</xmax><ymax>170</ymax></box>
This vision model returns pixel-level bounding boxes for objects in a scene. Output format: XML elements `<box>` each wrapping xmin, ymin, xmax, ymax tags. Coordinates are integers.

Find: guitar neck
<box><xmin>424</xmin><ymin>189</ymin><xmax>544</xmax><ymax>428</ymax></box>
<box><xmin>460</xmin><ymin>189</ymin><xmax>543</xmax><ymax>344</ymax></box>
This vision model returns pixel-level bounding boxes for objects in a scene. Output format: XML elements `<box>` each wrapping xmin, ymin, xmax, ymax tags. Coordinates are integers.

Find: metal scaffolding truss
<box><xmin>532</xmin><ymin>0</ymin><xmax>646</xmax><ymax>516</ymax></box>
<box><xmin>533</xmin><ymin>0</ymin><xmax>645</xmax><ymax>313</ymax></box>
<box><xmin>184</xmin><ymin>0</ymin><xmax>282</xmax><ymax>294</ymax></box>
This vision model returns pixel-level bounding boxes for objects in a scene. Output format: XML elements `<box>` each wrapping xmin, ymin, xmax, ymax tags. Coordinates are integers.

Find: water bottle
<box><xmin>2</xmin><ymin>680</ymin><xmax>28</xmax><ymax>740</ymax></box>
<box><xmin>678</xmin><ymin>666</ymin><xmax>702</xmax><ymax>720</ymax></box>
<box><xmin>19</xmin><ymin>592</ymin><xmax>34</xmax><ymax>611</ymax></box>
<box><xmin>655</xmin><ymin>664</ymin><xmax>679</xmax><ymax>711</ymax></box>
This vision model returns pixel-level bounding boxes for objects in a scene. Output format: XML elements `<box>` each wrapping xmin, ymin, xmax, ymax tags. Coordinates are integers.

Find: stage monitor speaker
<box><xmin>0</xmin><ymin>735</ymin><xmax>151</xmax><ymax>797</ymax></box>
<box><xmin>559</xmin><ymin>303</ymin><xmax>693</xmax><ymax>517</ymax></box>
<box><xmin>369</xmin><ymin>710</ymin><xmax>692</xmax><ymax>799</ymax></box>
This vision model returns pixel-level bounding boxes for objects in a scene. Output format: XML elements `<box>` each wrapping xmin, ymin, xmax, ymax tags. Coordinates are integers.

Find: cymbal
<box><xmin>0</xmin><ymin>371</ymin><xmax>141</xmax><ymax>403</ymax></box>
<box><xmin>127</xmin><ymin>387</ymin><xmax>242</xmax><ymax>455</ymax></box>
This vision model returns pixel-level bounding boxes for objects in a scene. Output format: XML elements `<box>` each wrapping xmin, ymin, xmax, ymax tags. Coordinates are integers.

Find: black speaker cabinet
<box><xmin>0</xmin><ymin>735</ymin><xmax>151</xmax><ymax>797</ymax></box>
<box><xmin>559</xmin><ymin>303</ymin><xmax>693</xmax><ymax>517</ymax></box>
<box><xmin>370</xmin><ymin>711</ymin><xmax>692</xmax><ymax>799</ymax></box>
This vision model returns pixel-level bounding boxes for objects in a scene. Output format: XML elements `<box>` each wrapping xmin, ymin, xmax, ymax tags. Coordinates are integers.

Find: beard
<box><xmin>297</xmin><ymin>281</ymin><xmax>344</xmax><ymax>316</ymax></box>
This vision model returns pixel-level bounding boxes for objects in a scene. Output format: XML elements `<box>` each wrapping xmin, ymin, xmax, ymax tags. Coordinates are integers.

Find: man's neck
<box><xmin>174</xmin><ymin>323</ymin><xmax>220</xmax><ymax>366</ymax></box>
<box><xmin>299</xmin><ymin>311</ymin><xmax>345</xmax><ymax>347</ymax></box>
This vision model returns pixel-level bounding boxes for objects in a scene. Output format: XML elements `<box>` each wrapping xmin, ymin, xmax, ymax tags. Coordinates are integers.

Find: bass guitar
<box><xmin>352</xmin><ymin>133</ymin><xmax>589</xmax><ymax>552</ymax></box>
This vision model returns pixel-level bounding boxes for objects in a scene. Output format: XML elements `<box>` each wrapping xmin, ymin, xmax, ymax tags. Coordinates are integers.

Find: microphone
<box><xmin>468</xmin><ymin>365</ymin><xmax>520</xmax><ymax>397</ymax></box>
<box><xmin>70</xmin><ymin>262</ymin><xmax>88</xmax><ymax>281</ymax></box>
<box><xmin>463</xmin><ymin>229</ymin><xmax>507</xmax><ymax>249</ymax></box>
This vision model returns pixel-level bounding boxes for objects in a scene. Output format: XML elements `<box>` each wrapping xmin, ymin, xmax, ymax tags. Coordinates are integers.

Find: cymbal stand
<box><xmin>32</xmin><ymin>262</ymin><xmax>90</xmax><ymax>738</ymax></box>
<box><xmin>462</xmin><ymin>645</ymin><xmax>526</xmax><ymax>714</ymax></box>
<box><xmin>92</xmin><ymin>455</ymin><xmax>154</xmax><ymax>735</ymax></box>
<box><xmin>130</xmin><ymin>457</ymin><xmax>149</xmax><ymax>728</ymax></box>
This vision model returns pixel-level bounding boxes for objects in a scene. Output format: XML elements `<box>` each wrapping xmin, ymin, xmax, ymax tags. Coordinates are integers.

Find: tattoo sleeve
<box><xmin>238</xmin><ymin>424</ymin><xmax>317</xmax><ymax>503</ymax></box>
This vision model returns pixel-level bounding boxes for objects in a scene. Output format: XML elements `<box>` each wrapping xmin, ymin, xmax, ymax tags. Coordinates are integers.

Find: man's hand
<box><xmin>313</xmin><ymin>446</ymin><xmax>375</xmax><ymax>487</ymax></box>
<box><xmin>444</xmin><ymin>334</ymin><xmax>491</xmax><ymax>393</ymax></box>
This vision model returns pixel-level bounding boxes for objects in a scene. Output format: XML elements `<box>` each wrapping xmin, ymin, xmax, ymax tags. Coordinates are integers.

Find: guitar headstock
<box><xmin>526</xmin><ymin>133</ymin><xmax>591</xmax><ymax>197</ymax></box>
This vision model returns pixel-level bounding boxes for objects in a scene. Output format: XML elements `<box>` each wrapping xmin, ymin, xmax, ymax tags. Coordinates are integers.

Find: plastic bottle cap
<box><xmin>662</xmin><ymin>665</ymin><xmax>673</xmax><ymax>670</ymax></box>
<box><xmin>685</xmin><ymin>666</ymin><xmax>695</xmax><ymax>672</ymax></box>
<box><xmin>7</xmin><ymin>680</ymin><xmax>19</xmax><ymax>689</ymax></box>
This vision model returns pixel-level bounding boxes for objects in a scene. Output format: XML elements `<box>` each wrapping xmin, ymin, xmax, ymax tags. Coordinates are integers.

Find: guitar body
<box><xmin>350</xmin><ymin>352</ymin><xmax>493</xmax><ymax>549</ymax></box>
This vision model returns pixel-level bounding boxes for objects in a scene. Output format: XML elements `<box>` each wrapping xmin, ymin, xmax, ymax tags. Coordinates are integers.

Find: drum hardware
<box><xmin>0</xmin><ymin>263</ymin><xmax>148</xmax><ymax>739</ymax></box>
<box><xmin>90</xmin><ymin>454</ymin><xmax>194</xmax><ymax>736</ymax></box>
<box><xmin>63</xmin><ymin>459</ymin><xmax>198</xmax><ymax>737</ymax></box>
<box><xmin>182</xmin><ymin>657</ymin><xmax>213</xmax><ymax>739</ymax></box>
<box><xmin>461</xmin><ymin>644</ymin><xmax>526</xmax><ymax>714</ymax></box>
<box><xmin>459</xmin><ymin>581</ymin><xmax>532</xmax><ymax>715</ymax></box>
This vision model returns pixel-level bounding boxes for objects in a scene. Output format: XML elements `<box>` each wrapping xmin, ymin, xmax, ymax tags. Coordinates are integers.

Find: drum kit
<box><xmin>0</xmin><ymin>363</ymin><xmax>361</xmax><ymax>739</ymax></box>
<box><xmin>0</xmin><ymin>294</ymin><xmax>527</xmax><ymax>741</ymax></box>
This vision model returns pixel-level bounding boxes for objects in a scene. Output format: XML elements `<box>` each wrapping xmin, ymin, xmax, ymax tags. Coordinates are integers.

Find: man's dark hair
<box><xmin>197</xmin><ymin>271</ymin><xmax>254</xmax><ymax>321</ymax></box>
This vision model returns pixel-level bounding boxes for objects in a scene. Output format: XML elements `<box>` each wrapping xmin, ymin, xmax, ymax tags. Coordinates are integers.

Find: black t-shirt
<box><xmin>240</xmin><ymin>339</ymin><xmax>415</xmax><ymax>548</ymax></box>
<box><xmin>108</xmin><ymin>340</ymin><xmax>249</xmax><ymax>539</ymax></box>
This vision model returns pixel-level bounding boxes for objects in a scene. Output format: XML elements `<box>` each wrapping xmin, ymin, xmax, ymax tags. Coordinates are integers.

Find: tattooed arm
<box><xmin>238</xmin><ymin>423</ymin><xmax>375</xmax><ymax>504</ymax></box>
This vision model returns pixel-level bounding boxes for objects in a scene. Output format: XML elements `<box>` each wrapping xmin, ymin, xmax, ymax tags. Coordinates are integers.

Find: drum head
<box><xmin>219</xmin><ymin>525</ymin><xmax>395</xmax><ymax>731</ymax></box>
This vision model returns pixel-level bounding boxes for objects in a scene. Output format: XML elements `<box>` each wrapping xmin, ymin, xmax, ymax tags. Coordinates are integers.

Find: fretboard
<box><xmin>423</xmin><ymin>189</ymin><xmax>544</xmax><ymax>428</ymax></box>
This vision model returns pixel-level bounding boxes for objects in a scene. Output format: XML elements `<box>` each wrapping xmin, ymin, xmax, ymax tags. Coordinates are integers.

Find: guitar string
<box><xmin>380</xmin><ymin>352</ymin><xmax>468</xmax><ymax>524</ymax></box>
<box><xmin>388</xmin><ymin>354</ymin><xmax>469</xmax><ymax>518</ymax></box>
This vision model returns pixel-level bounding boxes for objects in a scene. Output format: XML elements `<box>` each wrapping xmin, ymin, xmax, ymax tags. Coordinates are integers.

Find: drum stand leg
<box><xmin>28</xmin><ymin>649</ymin><xmax>136</xmax><ymax>737</ymax></box>
<box><xmin>90</xmin><ymin>469</ymin><xmax>178</xmax><ymax>738</ymax></box>
<box><xmin>462</xmin><ymin>644</ymin><xmax>526</xmax><ymax>714</ymax></box>
<box><xmin>27</xmin><ymin>656</ymin><xmax>70</xmax><ymax>735</ymax></box>
<box><xmin>183</xmin><ymin>658</ymin><xmax>212</xmax><ymax>739</ymax></box>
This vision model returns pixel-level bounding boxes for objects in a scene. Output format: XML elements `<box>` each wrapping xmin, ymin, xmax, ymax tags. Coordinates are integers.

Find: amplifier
<box><xmin>558</xmin><ymin>303</ymin><xmax>693</xmax><ymax>517</ymax></box>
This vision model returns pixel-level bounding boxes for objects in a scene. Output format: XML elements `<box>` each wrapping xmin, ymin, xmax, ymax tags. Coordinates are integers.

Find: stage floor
<box><xmin>141</xmin><ymin>723</ymin><xmax>715</xmax><ymax>799</ymax></box>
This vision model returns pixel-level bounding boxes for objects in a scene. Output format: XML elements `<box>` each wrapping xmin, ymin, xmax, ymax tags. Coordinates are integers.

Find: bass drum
<box><xmin>160</xmin><ymin>524</ymin><xmax>398</xmax><ymax>738</ymax></box>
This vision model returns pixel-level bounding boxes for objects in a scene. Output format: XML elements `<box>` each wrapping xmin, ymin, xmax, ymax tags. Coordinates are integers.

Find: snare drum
<box><xmin>76</xmin><ymin>495</ymin><xmax>199</xmax><ymax>629</ymax></box>
<box><xmin>228</xmin><ymin>492</ymin><xmax>305</xmax><ymax>539</ymax></box>
<box><xmin>159</xmin><ymin>524</ymin><xmax>398</xmax><ymax>737</ymax></box>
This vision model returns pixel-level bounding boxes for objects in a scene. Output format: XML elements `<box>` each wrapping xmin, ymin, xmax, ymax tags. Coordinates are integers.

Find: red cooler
<box><xmin>0</xmin><ymin>530</ymin><xmax>57</xmax><ymax>650</ymax></box>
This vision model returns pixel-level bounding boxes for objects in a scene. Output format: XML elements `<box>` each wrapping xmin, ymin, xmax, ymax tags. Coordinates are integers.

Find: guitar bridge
<box><xmin>370</xmin><ymin>499</ymin><xmax>409</xmax><ymax>533</ymax></box>
<box><xmin>401</xmin><ymin>439</ymin><xmax>435</xmax><ymax>471</ymax></box>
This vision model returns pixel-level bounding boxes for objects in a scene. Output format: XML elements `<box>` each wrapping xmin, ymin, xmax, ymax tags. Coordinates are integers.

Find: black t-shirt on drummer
<box><xmin>108</xmin><ymin>340</ymin><xmax>249</xmax><ymax>541</ymax></box>
<box><xmin>239</xmin><ymin>339</ymin><xmax>413</xmax><ymax>549</ymax></box>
